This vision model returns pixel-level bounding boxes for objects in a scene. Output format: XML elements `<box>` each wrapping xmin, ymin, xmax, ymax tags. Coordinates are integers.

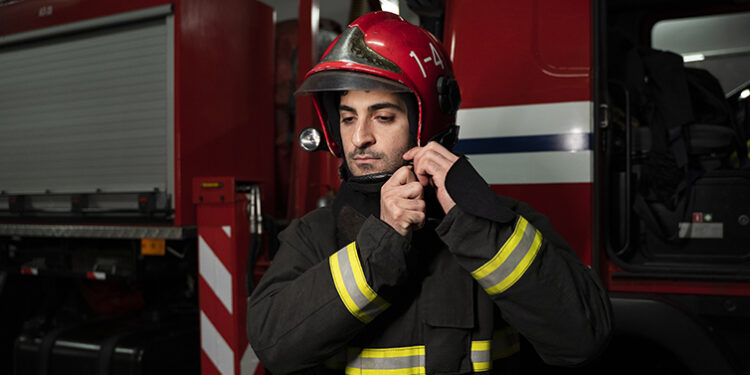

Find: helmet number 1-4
<box><xmin>409</xmin><ymin>43</ymin><xmax>445</xmax><ymax>79</ymax></box>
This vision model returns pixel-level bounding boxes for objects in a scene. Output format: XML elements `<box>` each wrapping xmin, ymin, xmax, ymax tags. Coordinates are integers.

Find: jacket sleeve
<box><xmin>435</xmin><ymin>157</ymin><xmax>612</xmax><ymax>366</ymax></box>
<box><xmin>246</xmin><ymin>208</ymin><xmax>412</xmax><ymax>374</ymax></box>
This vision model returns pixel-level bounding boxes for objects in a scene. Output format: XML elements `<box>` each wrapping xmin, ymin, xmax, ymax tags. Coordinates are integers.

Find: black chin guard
<box><xmin>348</xmin><ymin>172</ymin><xmax>393</xmax><ymax>184</ymax></box>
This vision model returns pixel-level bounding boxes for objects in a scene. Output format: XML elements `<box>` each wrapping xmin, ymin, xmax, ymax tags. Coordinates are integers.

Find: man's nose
<box><xmin>352</xmin><ymin>120</ymin><xmax>375</xmax><ymax>148</ymax></box>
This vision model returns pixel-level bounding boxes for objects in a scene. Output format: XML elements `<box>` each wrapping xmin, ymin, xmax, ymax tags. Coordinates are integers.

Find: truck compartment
<box><xmin>603</xmin><ymin>0</ymin><xmax>750</xmax><ymax>276</ymax></box>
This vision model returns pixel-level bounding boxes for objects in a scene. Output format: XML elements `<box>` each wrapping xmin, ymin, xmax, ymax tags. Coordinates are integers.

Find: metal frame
<box><xmin>0</xmin><ymin>4</ymin><xmax>172</xmax><ymax>46</ymax></box>
<box><xmin>0</xmin><ymin>224</ymin><xmax>194</xmax><ymax>239</ymax></box>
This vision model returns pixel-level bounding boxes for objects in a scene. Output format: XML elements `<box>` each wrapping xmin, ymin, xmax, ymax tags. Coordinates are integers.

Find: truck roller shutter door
<box><xmin>0</xmin><ymin>16</ymin><xmax>170</xmax><ymax>195</ymax></box>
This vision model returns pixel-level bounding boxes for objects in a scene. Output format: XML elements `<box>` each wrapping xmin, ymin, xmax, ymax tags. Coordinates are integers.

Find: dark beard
<box><xmin>345</xmin><ymin>143</ymin><xmax>411</xmax><ymax>176</ymax></box>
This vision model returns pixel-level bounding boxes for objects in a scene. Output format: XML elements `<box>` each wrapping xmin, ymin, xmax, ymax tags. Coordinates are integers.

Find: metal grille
<box><xmin>0</xmin><ymin>18</ymin><xmax>169</xmax><ymax>195</ymax></box>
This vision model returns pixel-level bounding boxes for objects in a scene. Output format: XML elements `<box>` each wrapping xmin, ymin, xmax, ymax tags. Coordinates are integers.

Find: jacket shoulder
<box><xmin>278</xmin><ymin>207</ymin><xmax>338</xmax><ymax>261</ymax></box>
<box><xmin>298</xmin><ymin>206</ymin><xmax>335</xmax><ymax>228</ymax></box>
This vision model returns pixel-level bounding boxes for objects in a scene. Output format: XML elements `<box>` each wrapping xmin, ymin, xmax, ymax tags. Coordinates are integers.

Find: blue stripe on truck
<box><xmin>453</xmin><ymin>133</ymin><xmax>592</xmax><ymax>154</ymax></box>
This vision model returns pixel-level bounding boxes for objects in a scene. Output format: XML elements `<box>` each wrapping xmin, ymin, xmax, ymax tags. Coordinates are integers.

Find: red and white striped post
<box><xmin>193</xmin><ymin>176</ymin><xmax>261</xmax><ymax>375</ymax></box>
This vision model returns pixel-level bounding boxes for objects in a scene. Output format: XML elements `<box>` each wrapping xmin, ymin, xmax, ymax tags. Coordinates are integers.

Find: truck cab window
<box><xmin>652</xmin><ymin>11</ymin><xmax>750</xmax><ymax>95</ymax></box>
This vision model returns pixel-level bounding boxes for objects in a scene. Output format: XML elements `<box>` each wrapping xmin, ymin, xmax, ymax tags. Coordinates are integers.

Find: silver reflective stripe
<box><xmin>471</xmin><ymin>349</ymin><xmax>490</xmax><ymax>364</ymax></box>
<box><xmin>346</xmin><ymin>346</ymin><xmax>426</xmax><ymax>374</ymax></box>
<box><xmin>477</xmin><ymin>220</ymin><xmax>536</xmax><ymax>287</ymax></box>
<box><xmin>471</xmin><ymin>340</ymin><xmax>492</xmax><ymax>372</ymax></box>
<box><xmin>353</xmin><ymin>355</ymin><xmax>426</xmax><ymax>370</ymax></box>
<box><xmin>329</xmin><ymin>242</ymin><xmax>390</xmax><ymax>323</ymax></box>
<box><xmin>472</xmin><ymin>217</ymin><xmax>543</xmax><ymax>295</ymax></box>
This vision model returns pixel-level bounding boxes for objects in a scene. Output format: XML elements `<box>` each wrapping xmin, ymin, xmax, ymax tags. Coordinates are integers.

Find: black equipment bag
<box><xmin>638</xmin><ymin>171</ymin><xmax>750</xmax><ymax>263</ymax></box>
<box><xmin>728</xmin><ymin>81</ymin><xmax>750</xmax><ymax>168</ymax></box>
<box><xmin>616</xmin><ymin>47</ymin><xmax>750</xmax><ymax>264</ymax></box>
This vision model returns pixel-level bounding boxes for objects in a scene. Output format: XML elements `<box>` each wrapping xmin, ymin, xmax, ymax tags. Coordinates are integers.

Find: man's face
<box><xmin>339</xmin><ymin>90</ymin><xmax>411</xmax><ymax>176</ymax></box>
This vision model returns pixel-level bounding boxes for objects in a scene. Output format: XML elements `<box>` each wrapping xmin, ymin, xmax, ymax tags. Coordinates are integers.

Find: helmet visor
<box><xmin>295</xmin><ymin>71</ymin><xmax>411</xmax><ymax>96</ymax></box>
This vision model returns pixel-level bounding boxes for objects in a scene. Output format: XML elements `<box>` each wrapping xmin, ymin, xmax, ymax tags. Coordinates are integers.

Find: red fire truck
<box><xmin>1</xmin><ymin>0</ymin><xmax>749</xmax><ymax>374</ymax></box>
<box><xmin>0</xmin><ymin>0</ymin><xmax>275</xmax><ymax>374</ymax></box>
<box><xmin>288</xmin><ymin>0</ymin><xmax>750</xmax><ymax>374</ymax></box>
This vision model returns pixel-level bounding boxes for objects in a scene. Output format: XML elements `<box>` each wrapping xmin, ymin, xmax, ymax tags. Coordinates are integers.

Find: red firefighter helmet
<box><xmin>296</xmin><ymin>11</ymin><xmax>461</xmax><ymax>157</ymax></box>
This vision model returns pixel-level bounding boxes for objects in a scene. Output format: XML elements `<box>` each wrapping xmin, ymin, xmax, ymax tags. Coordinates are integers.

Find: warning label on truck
<box><xmin>678</xmin><ymin>222</ymin><xmax>723</xmax><ymax>239</ymax></box>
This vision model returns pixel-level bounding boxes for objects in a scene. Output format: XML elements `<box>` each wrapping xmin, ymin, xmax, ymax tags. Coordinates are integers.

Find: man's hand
<box><xmin>402</xmin><ymin>141</ymin><xmax>459</xmax><ymax>214</ymax></box>
<box><xmin>380</xmin><ymin>166</ymin><xmax>426</xmax><ymax>237</ymax></box>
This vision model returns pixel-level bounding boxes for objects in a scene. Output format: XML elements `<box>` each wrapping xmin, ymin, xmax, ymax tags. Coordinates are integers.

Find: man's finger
<box><xmin>414</xmin><ymin>172</ymin><xmax>430</xmax><ymax>187</ymax></box>
<box><xmin>399</xmin><ymin>197</ymin><xmax>426</xmax><ymax>212</ymax></box>
<box><xmin>405</xmin><ymin>148</ymin><xmax>433</xmax><ymax>187</ymax></box>
<box><xmin>425</xmin><ymin>141</ymin><xmax>458</xmax><ymax>160</ymax></box>
<box><xmin>402</xmin><ymin>146</ymin><xmax>420</xmax><ymax>161</ymax></box>
<box><xmin>414</xmin><ymin>158</ymin><xmax>443</xmax><ymax>179</ymax></box>
<box><xmin>384</xmin><ymin>165</ymin><xmax>414</xmax><ymax>187</ymax></box>
<box><xmin>416</xmin><ymin>149</ymin><xmax>452</xmax><ymax>171</ymax></box>
<box><xmin>404</xmin><ymin>210</ymin><xmax>426</xmax><ymax>228</ymax></box>
<box><xmin>412</xmin><ymin>147</ymin><xmax>459</xmax><ymax>187</ymax></box>
<box><xmin>397</xmin><ymin>181</ymin><xmax>424</xmax><ymax>200</ymax></box>
<box><xmin>405</xmin><ymin>166</ymin><xmax>417</xmax><ymax>184</ymax></box>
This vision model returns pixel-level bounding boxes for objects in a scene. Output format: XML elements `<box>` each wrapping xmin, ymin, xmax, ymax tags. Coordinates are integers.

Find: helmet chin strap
<box><xmin>344</xmin><ymin>126</ymin><xmax>459</xmax><ymax>185</ymax></box>
<box><xmin>348</xmin><ymin>172</ymin><xmax>393</xmax><ymax>184</ymax></box>
<box><xmin>345</xmin><ymin>159</ymin><xmax>413</xmax><ymax>185</ymax></box>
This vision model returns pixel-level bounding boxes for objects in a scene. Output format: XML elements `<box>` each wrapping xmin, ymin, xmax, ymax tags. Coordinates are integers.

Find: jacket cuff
<box><xmin>469</xmin><ymin>216</ymin><xmax>543</xmax><ymax>295</ymax></box>
<box><xmin>357</xmin><ymin>216</ymin><xmax>412</xmax><ymax>294</ymax></box>
<box><xmin>445</xmin><ymin>156</ymin><xmax>515</xmax><ymax>224</ymax></box>
<box><xmin>437</xmin><ymin>206</ymin><xmax>542</xmax><ymax>296</ymax></box>
<box><xmin>329</xmin><ymin>241</ymin><xmax>391</xmax><ymax>323</ymax></box>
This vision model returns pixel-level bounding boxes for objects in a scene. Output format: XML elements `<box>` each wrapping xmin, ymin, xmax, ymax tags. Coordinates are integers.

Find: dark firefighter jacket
<box><xmin>247</xmin><ymin>156</ymin><xmax>612</xmax><ymax>374</ymax></box>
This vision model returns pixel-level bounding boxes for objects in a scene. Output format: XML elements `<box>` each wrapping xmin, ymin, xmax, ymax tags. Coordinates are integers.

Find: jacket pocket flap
<box><xmin>421</xmin><ymin>249</ymin><xmax>474</xmax><ymax>329</ymax></box>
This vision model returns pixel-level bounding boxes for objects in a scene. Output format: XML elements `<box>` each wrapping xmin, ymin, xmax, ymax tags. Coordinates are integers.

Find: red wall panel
<box><xmin>444</xmin><ymin>0</ymin><xmax>592</xmax><ymax>108</ymax></box>
<box><xmin>175</xmin><ymin>0</ymin><xmax>275</xmax><ymax>225</ymax></box>
<box><xmin>492</xmin><ymin>183</ymin><xmax>593</xmax><ymax>265</ymax></box>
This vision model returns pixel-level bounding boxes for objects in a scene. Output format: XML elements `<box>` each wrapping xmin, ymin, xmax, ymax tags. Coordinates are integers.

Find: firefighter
<box><xmin>247</xmin><ymin>11</ymin><xmax>611</xmax><ymax>374</ymax></box>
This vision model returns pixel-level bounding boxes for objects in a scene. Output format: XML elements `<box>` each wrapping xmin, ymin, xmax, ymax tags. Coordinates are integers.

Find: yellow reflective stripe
<box><xmin>472</xmin><ymin>362</ymin><xmax>491</xmax><ymax>372</ymax></box>
<box><xmin>345</xmin><ymin>368</ymin><xmax>425</xmax><ymax>375</ymax></box>
<box><xmin>346</xmin><ymin>346</ymin><xmax>426</xmax><ymax>375</ymax></box>
<box><xmin>329</xmin><ymin>242</ymin><xmax>390</xmax><ymax>323</ymax></box>
<box><xmin>346</xmin><ymin>243</ymin><xmax>390</xmax><ymax>312</ymax></box>
<box><xmin>471</xmin><ymin>340</ymin><xmax>492</xmax><ymax>372</ymax></box>
<box><xmin>359</xmin><ymin>346</ymin><xmax>425</xmax><ymax>358</ymax></box>
<box><xmin>472</xmin><ymin>217</ymin><xmax>543</xmax><ymax>295</ymax></box>
<box><xmin>330</xmin><ymin>250</ymin><xmax>361</xmax><ymax>319</ymax></box>
<box><xmin>492</xmin><ymin>327</ymin><xmax>520</xmax><ymax>360</ymax></box>
<box><xmin>472</xmin><ymin>217</ymin><xmax>528</xmax><ymax>280</ymax></box>
<box><xmin>485</xmin><ymin>229</ymin><xmax>542</xmax><ymax>295</ymax></box>
<box><xmin>471</xmin><ymin>340</ymin><xmax>491</xmax><ymax>352</ymax></box>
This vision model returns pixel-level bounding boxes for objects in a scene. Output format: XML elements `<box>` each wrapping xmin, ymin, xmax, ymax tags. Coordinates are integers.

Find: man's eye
<box><xmin>341</xmin><ymin>116</ymin><xmax>355</xmax><ymax>124</ymax></box>
<box><xmin>376</xmin><ymin>115</ymin><xmax>395</xmax><ymax>122</ymax></box>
